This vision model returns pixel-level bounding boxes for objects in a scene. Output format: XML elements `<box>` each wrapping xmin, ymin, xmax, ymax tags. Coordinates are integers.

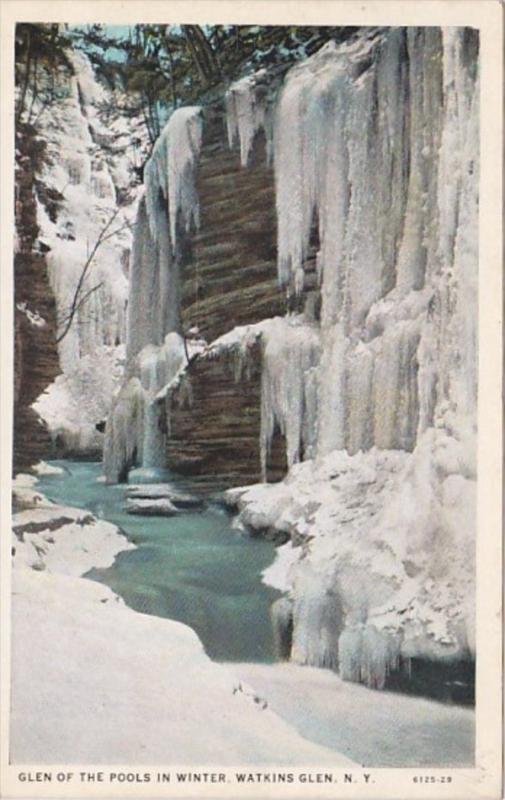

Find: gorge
<box><xmin>10</xmin><ymin>21</ymin><xmax>479</xmax><ymax>766</ymax></box>
<box><xmin>103</xmin><ymin>26</ymin><xmax>478</xmax><ymax>693</ymax></box>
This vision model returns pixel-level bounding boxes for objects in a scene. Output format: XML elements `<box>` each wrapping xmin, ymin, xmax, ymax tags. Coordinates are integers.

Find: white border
<box><xmin>0</xmin><ymin>2</ymin><xmax>502</xmax><ymax>798</ymax></box>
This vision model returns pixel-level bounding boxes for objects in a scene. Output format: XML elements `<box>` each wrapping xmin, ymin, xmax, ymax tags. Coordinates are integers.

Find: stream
<box><xmin>36</xmin><ymin>460</ymin><xmax>280</xmax><ymax>663</ymax></box>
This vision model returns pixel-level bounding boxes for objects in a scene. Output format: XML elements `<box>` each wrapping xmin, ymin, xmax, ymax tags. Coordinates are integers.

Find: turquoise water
<box><xmin>36</xmin><ymin>461</ymin><xmax>280</xmax><ymax>663</ymax></box>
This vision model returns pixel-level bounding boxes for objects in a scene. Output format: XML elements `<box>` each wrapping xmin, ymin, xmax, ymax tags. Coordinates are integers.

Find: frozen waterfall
<box><xmin>105</xmin><ymin>107</ymin><xmax>205</xmax><ymax>481</ymax></box>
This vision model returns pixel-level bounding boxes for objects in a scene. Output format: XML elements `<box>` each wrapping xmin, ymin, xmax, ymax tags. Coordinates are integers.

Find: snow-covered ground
<box><xmin>226</xmin><ymin>439</ymin><xmax>475</xmax><ymax>686</ymax></box>
<box><xmin>234</xmin><ymin>663</ymin><xmax>474</xmax><ymax>767</ymax></box>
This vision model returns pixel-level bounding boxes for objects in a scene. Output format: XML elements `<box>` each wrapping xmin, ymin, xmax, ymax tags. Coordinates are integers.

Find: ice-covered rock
<box><xmin>124</xmin><ymin>497</ymin><xmax>180</xmax><ymax>516</ymax></box>
<box><xmin>126</xmin><ymin>484</ymin><xmax>203</xmax><ymax>508</ymax></box>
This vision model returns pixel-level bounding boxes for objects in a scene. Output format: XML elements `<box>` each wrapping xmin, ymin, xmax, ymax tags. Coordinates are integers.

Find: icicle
<box><xmin>290</xmin><ymin>567</ymin><xmax>342</xmax><ymax>670</ymax></box>
<box><xmin>271</xmin><ymin>596</ymin><xmax>294</xmax><ymax>660</ymax></box>
<box><xmin>138</xmin><ymin>333</ymin><xmax>186</xmax><ymax>469</ymax></box>
<box><xmin>126</xmin><ymin>197</ymin><xmax>179</xmax><ymax>363</ymax></box>
<box><xmin>338</xmin><ymin>625</ymin><xmax>401</xmax><ymax>690</ymax></box>
<box><xmin>260</xmin><ymin>318</ymin><xmax>321</xmax><ymax>479</ymax></box>
<box><xmin>144</xmin><ymin>106</ymin><xmax>203</xmax><ymax>253</ymax></box>
<box><xmin>225</xmin><ymin>70</ymin><xmax>269</xmax><ymax>167</ymax></box>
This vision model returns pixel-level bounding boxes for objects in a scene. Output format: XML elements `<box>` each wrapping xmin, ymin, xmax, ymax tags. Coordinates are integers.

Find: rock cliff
<box><xmin>13</xmin><ymin>123</ymin><xmax>60</xmax><ymax>473</ymax></box>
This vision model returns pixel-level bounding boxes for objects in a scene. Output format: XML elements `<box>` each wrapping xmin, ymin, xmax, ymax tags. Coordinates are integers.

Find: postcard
<box><xmin>0</xmin><ymin>1</ymin><xmax>502</xmax><ymax>798</ymax></box>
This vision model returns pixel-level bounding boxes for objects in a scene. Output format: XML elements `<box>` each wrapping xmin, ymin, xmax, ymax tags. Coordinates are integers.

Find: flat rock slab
<box><xmin>124</xmin><ymin>498</ymin><xmax>180</xmax><ymax>517</ymax></box>
<box><xmin>126</xmin><ymin>484</ymin><xmax>203</xmax><ymax>509</ymax></box>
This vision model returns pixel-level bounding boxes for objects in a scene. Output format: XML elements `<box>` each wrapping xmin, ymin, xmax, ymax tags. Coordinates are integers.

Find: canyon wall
<box><xmin>13</xmin><ymin>123</ymin><xmax>60</xmax><ymax>474</ymax></box>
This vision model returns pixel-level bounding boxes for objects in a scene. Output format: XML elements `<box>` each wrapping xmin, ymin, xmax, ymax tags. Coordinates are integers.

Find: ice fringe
<box><xmin>225</xmin><ymin>70</ymin><xmax>270</xmax><ymax>166</ymax></box>
<box><xmin>338</xmin><ymin>626</ymin><xmax>402</xmax><ymax>690</ymax></box>
<box><xmin>205</xmin><ymin>316</ymin><xmax>321</xmax><ymax>477</ymax></box>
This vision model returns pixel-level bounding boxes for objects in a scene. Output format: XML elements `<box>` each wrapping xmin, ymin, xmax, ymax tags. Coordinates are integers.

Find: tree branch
<box><xmin>55</xmin><ymin>207</ymin><xmax>122</xmax><ymax>344</ymax></box>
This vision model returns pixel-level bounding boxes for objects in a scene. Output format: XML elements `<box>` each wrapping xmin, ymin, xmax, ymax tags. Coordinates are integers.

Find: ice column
<box><xmin>260</xmin><ymin>318</ymin><xmax>321</xmax><ymax>478</ymax></box>
<box><xmin>139</xmin><ymin>333</ymin><xmax>186</xmax><ymax>469</ymax></box>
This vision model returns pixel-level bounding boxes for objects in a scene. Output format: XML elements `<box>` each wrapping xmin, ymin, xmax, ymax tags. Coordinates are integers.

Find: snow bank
<box><xmin>13</xmin><ymin>504</ymin><xmax>134</xmax><ymax>576</ymax></box>
<box><xmin>229</xmin><ymin>433</ymin><xmax>475</xmax><ymax>686</ymax></box>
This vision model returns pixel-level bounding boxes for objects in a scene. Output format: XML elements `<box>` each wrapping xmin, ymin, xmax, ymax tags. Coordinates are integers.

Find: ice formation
<box><xmin>259</xmin><ymin>318</ymin><xmax>320</xmax><ymax>477</ymax></box>
<box><xmin>104</xmin><ymin>333</ymin><xmax>186</xmax><ymax>482</ymax></box>
<box><xmin>104</xmin><ymin>107</ymin><xmax>205</xmax><ymax>480</ymax></box>
<box><xmin>206</xmin><ymin>316</ymin><xmax>321</xmax><ymax>475</ymax></box>
<box><xmin>138</xmin><ymin>333</ymin><xmax>186</xmax><ymax>469</ymax></box>
<box><xmin>126</xmin><ymin>196</ymin><xmax>177</xmax><ymax>361</ymax></box>
<box><xmin>30</xmin><ymin>50</ymin><xmax>140</xmax><ymax>451</ymax></box>
<box><xmin>225</xmin><ymin>70</ymin><xmax>270</xmax><ymax>166</ymax></box>
<box><xmin>102</xmin><ymin>377</ymin><xmax>144</xmax><ymax>483</ymax></box>
<box><xmin>99</xmin><ymin>26</ymin><xmax>478</xmax><ymax>689</ymax></box>
<box><xmin>229</xmin><ymin>27</ymin><xmax>479</xmax><ymax>687</ymax></box>
<box><xmin>125</xmin><ymin>111</ymin><xmax>202</xmax><ymax>361</ymax></box>
<box><xmin>144</xmin><ymin>107</ymin><xmax>203</xmax><ymax>252</ymax></box>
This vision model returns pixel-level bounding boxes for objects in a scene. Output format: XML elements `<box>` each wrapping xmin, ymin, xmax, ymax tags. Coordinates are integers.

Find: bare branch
<box><xmin>55</xmin><ymin>206</ymin><xmax>123</xmax><ymax>345</ymax></box>
<box><xmin>57</xmin><ymin>282</ymin><xmax>104</xmax><ymax>328</ymax></box>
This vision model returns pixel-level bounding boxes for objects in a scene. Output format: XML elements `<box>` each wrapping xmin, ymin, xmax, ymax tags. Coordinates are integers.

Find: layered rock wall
<box><xmin>13</xmin><ymin>124</ymin><xmax>60</xmax><ymax>473</ymax></box>
<box><xmin>165</xmin><ymin>340</ymin><xmax>288</xmax><ymax>485</ymax></box>
<box><xmin>180</xmin><ymin>110</ymin><xmax>286</xmax><ymax>343</ymax></box>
